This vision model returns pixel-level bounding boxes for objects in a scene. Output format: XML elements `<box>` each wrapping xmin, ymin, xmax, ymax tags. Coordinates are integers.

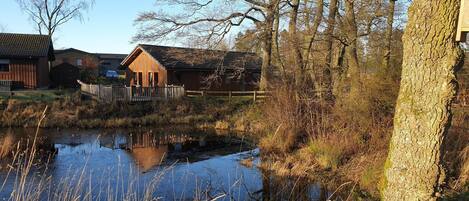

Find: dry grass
<box><xmin>0</xmin><ymin>95</ymin><xmax>255</xmax><ymax>130</ymax></box>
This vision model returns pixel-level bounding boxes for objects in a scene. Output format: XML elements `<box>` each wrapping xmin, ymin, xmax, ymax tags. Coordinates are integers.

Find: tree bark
<box><xmin>383</xmin><ymin>0</ymin><xmax>463</xmax><ymax>200</ymax></box>
<box><xmin>383</xmin><ymin>0</ymin><xmax>396</xmax><ymax>72</ymax></box>
<box><xmin>304</xmin><ymin>0</ymin><xmax>324</xmax><ymax>94</ymax></box>
<box><xmin>288</xmin><ymin>0</ymin><xmax>305</xmax><ymax>87</ymax></box>
<box><xmin>343</xmin><ymin>0</ymin><xmax>361</xmax><ymax>96</ymax></box>
<box><xmin>259</xmin><ymin>1</ymin><xmax>277</xmax><ymax>90</ymax></box>
<box><xmin>323</xmin><ymin>0</ymin><xmax>338</xmax><ymax>99</ymax></box>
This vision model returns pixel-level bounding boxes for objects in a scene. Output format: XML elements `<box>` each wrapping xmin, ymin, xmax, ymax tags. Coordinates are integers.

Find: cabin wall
<box><xmin>167</xmin><ymin>70</ymin><xmax>260</xmax><ymax>91</ymax></box>
<box><xmin>0</xmin><ymin>58</ymin><xmax>38</xmax><ymax>89</ymax></box>
<box><xmin>127</xmin><ymin>51</ymin><xmax>167</xmax><ymax>87</ymax></box>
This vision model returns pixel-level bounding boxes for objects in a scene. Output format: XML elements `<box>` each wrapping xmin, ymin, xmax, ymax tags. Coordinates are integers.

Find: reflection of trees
<box><xmin>0</xmin><ymin>129</ymin><xmax>56</xmax><ymax>166</ymax></box>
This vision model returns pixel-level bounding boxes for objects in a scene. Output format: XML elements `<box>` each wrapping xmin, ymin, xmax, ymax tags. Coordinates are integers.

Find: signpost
<box><xmin>457</xmin><ymin>0</ymin><xmax>469</xmax><ymax>41</ymax></box>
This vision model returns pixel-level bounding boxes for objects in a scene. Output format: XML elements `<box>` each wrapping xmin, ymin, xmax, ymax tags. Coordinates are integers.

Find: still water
<box><xmin>0</xmin><ymin>128</ymin><xmax>330</xmax><ymax>200</ymax></box>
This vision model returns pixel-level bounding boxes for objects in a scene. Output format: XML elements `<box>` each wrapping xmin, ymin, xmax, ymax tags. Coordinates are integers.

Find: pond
<box><xmin>0</xmin><ymin>128</ymin><xmax>331</xmax><ymax>201</ymax></box>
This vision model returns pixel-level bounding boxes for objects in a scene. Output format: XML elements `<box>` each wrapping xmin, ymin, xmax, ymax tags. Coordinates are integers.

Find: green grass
<box><xmin>0</xmin><ymin>89</ymin><xmax>77</xmax><ymax>102</ymax></box>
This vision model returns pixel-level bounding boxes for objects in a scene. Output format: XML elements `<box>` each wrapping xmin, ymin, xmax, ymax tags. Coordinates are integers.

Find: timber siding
<box><xmin>122</xmin><ymin>44</ymin><xmax>262</xmax><ymax>91</ymax></box>
<box><xmin>127</xmin><ymin>50</ymin><xmax>167</xmax><ymax>87</ymax></box>
<box><xmin>0</xmin><ymin>33</ymin><xmax>54</xmax><ymax>89</ymax></box>
<box><xmin>0</xmin><ymin>59</ymin><xmax>44</xmax><ymax>89</ymax></box>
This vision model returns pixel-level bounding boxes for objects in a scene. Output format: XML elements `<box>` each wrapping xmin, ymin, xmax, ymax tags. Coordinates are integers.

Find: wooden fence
<box><xmin>78</xmin><ymin>80</ymin><xmax>185</xmax><ymax>102</ymax></box>
<box><xmin>0</xmin><ymin>80</ymin><xmax>22</xmax><ymax>91</ymax></box>
<box><xmin>186</xmin><ymin>90</ymin><xmax>270</xmax><ymax>101</ymax></box>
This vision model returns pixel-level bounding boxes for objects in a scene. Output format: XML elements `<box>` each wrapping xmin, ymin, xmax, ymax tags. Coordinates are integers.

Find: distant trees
<box><xmin>16</xmin><ymin>0</ymin><xmax>93</xmax><ymax>38</ymax></box>
<box><xmin>383</xmin><ymin>0</ymin><xmax>463</xmax><ymax>200</ymax></box>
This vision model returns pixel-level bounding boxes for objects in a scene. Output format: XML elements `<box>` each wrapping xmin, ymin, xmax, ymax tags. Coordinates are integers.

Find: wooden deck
<box><xmin>78</xmin><ymin>80</ymin><xmax>185</xmax><ymax>102</ymax></box>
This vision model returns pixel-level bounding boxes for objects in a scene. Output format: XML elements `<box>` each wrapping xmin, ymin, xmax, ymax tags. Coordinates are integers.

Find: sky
<box><xmin>0</xmin><ymin>0</ymin><xmax>163</xmax><ymax>54</ymax></box>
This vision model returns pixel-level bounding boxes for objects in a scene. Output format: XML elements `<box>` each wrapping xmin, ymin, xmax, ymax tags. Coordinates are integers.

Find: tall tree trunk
<box><xmin>343</xmin><ymin>0</ymin><xmax>361</xmax><ymax>96</ymax></box>
<box><xmin>304</xmin><ymin>0</ymin><xmax>324</xmax><ymax>94</ymax></box>
<box><xmin>259</xmin><ymin>11</ymin><xmax>274</xmax><ymax>90</ymax></box>
<box><xmin>289</xmin><ymin>0</ymin><xmax>304</xmax><ymax>87</ymax></box>
<box><xmin>383</xmin><ymin>0</ymin><xmax>463</xmax><ymax>200</ymax></box>
<box><xmin>323</xmin><ymin>0</ymin><xmax>338</xmax><ymax>99</ymax></box>
<box><xmin>259</xmin><ymin>1</ymin><xmax>278</xmax><ymax>90</ymax></box>
<box><xmin>273</xmin><ymin>6</ymin><xmax>285</xmax><ymax>79</ymax></box>
<box><xmin>383</xmin><ymin>0</ymin><xmax>396</xmax><ymax>72</ymax></box>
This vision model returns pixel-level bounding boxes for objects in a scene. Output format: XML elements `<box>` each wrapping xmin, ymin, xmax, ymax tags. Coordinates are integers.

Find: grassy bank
<box><xmin>0</xmin><ymin>91</ymin><xmax>264</xmax><ymax>133</ymax></box>
<box><xmin>254</xmin><ymin>86</ymin><xmax>469</xmax><ymax>200</ymax></box>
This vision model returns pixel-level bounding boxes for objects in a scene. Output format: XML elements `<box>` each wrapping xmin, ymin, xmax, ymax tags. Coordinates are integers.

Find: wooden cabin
<box><xmin>0</xmin><ymin>33</ymin><xmax>54</xmax><ymax>90</ymax></box>
<box><xmin>121</xmin><ymin>45</ymin><xmax>262</xmax><ymax>91</ymax></box>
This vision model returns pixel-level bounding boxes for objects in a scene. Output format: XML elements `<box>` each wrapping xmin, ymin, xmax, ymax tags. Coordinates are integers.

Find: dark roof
<box><xmin>55</xmin><ymin>48</ymin><xmax>127</xmax><ymax>60</ymax></box>
<box><xmin>127</xmin><ymin>44</ymin><xmax>261</xmax><ymax>71</ymax></box>
<box><xmin>55</xmin><ymin>48</ymin><xmax>94</xmax><ymax>56</ymax></box>
<box><xmin>95</xmin><ymin>53</ymin><xmax>127</xmax><ymax>60</ymax></box>
<box><xmin>0</xmin><ymin>33</ymin><xmax>53</xmax><ymax>59</ymax></box>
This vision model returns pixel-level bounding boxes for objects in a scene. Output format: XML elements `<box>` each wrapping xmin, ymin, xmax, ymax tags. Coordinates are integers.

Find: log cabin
<box><xmin>121</xmin><ymin>44</ymin><xmax>262</xmax><ymax>91</ymax></box>
<box><xmin>0</xmin><ymin>33</ymin><xmax>54</xmax><ymax>90</ymax></box>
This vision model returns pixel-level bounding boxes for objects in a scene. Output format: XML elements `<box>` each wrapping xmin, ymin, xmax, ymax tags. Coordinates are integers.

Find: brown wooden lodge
<box><xmin>121</xmin><ymin>44</ymin><xmax>262</xmax><ymax>91</ymax></box>
<box><xmin>0</xmin><ymin>33</ymin><xmax>54</xmax><ymax>90</ymax></box>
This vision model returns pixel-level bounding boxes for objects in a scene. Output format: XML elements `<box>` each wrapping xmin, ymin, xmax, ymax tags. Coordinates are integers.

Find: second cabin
<box><xmin>121</xmin><ymin>44</ymin><xmax>262</xmax><ymax>91</ymax></box>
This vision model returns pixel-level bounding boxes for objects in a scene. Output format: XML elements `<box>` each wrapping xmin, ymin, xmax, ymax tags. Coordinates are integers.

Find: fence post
<box><xmin>229</xmin><ymin>91</ymin><xmax>232</xmax><ymax>102</ymax></box>
<box><xmin>253</xmin><ymin>91</ymin><xmax>257</xmax><ymax>102</ymax></box>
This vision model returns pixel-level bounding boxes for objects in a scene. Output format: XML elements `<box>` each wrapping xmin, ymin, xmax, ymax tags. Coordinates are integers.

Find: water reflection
<box><xmin>0</xmin><ymin>128</ymin><xmax>335</xmax><ymax>200</ymax></box>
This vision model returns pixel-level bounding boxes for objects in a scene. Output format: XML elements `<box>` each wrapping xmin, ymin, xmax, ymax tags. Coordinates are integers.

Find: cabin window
<box><xmin>154</xmin><ymin>72</ymin><xmax>158</xmax><ymax>85</ymax></box>
<box><xmin>0</xmin><ymin>59</ymin><xmax>10</xmax><ymax>72</ymax></box>
<box><xmin>138</xmin><ymin>72</ymin><xmax>143</xmax><ymax>86</ymax></box>
<box><xmin>76</xmin><ymin>59</ymin><xmax>83</xmax><ymax>66</ymax></box>
<box><xmin>132</xmin><ymin>72</ymin><xmax>137</xmax><ymax>85</ymax></box>
<box><xmin>224</xmin><ymin>76</ymin><xmax>232</xmax><ymax>84</ymax></box>
<box><xmin>148</xmin><ymin>72</ymin><xmax>154</xmax><ymax>87</ymax></box>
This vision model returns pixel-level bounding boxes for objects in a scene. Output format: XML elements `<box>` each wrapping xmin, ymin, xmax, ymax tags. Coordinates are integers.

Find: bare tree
<box><xmin>382</xmin><ymin>0</ymin><xmax>396</xmax><ymax>72</ymax></box>
<box><xmin>133</xmin><ymin>0</ymin><xmax>281</xmax><ymax>90</ymax></box>
<box><xmin>16</xmin><ymin>0</ymin><xmax>93</xmax><ymax>37</ymax></box>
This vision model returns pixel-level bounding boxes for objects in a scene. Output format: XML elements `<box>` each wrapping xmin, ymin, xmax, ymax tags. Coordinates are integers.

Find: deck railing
<box><xmin>78</xmin><ymin>80</ymin><xmax>185</xmax><ymax>102</ymax></box>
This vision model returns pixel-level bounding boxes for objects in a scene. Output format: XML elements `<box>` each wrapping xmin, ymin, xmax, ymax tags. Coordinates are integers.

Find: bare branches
<box><xmin>16</xmin><ymin>0</ymin><xmax>93</xmax><ymax>37</ymax></box>
<box><xmin>133</xmin><ymin>1</ymin><xmax>265</xmax><ymax>45</ymax></box>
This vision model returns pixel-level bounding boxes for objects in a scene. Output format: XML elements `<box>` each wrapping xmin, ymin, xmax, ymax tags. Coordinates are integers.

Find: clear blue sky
<box><xmin>0</xmin><ymin>0</ymin><xmax>162</xmax><ymax>54</ymax></box>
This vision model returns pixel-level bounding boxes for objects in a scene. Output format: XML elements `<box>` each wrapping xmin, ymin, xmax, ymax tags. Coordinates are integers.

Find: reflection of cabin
<box><xmin>121</xmin><ymin>45</ymin><xmax>262</xmax><ymax>90</ymax></box>
<box><xmin>0</xmin><ymin>33</ymin><xmax>54</xmax><ymax>89</ymax></box>
<box><xmin>131</xmin><ymin>146</ymin><xmax>168</xmax><ymax>171</ymax></box>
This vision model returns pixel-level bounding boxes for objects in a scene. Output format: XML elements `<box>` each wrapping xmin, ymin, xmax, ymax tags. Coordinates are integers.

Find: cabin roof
<box><xmin>55</xmin><ymin>48</ymin><xmax>127</xmax><ymax>60</ymax></box>
<box><xmin>95</xmin><ymin>53</ymin><xmax>127</xmax><ymax>60</ymax></box>
<box><xmin>54</xmin><ymin>48</ymin><xmax>93</xmax><ymax>56</ymax></box>
<box><xmin>0</xmin><ymin>33</ymin><xmax>54</xmax><ymax>59</ymax></box>
<box><xmin>122</xmin><ymin>44</ymin><xmax>262</xmax><ymax>71</ymax></box>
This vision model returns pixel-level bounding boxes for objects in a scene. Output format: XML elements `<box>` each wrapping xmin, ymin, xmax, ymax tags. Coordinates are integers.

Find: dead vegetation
<box><xmin>0</xmin><ymin>93</ymin><xmax>257</xmax><ymax>130</ymax></box>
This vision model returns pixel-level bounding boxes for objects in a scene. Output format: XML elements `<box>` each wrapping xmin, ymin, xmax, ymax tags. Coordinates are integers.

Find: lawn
<box><xmin>0</xmin><ymin>89</ymin><xmax>77</xmax><ymax>102</ymax></box>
